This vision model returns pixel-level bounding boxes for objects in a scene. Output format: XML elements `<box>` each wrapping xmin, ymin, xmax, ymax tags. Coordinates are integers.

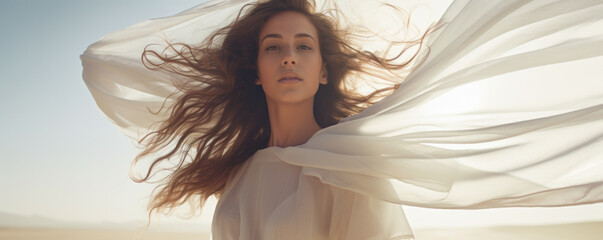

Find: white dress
<box><xmin>81</xmin><ymin>0</ymin><xmax>603</xmax><ymax>239</ymax></box>
<box><xmin>212</xmin><ymin>148</ymin><xmax>413</xmax><ymax>239</ymax></box>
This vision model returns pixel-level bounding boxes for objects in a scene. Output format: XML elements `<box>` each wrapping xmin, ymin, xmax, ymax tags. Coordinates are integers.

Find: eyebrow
<box><xmin>261</xmin><ymin>33</ymin><xmax>316</xmax><ymax>43</ymax></box>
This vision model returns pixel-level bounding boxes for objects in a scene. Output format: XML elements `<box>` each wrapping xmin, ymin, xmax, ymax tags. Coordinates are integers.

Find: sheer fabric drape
<box><xmin>81</xmin><ymin>0</ymin><xmax>603</xmax><ymax>239</ymax></box>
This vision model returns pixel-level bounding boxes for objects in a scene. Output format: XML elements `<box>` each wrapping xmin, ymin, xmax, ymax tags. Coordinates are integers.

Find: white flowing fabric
<box><xmin>81</xmin><ymin>0</ymin><xmax>603</xmax><ymax>239</ymax></box>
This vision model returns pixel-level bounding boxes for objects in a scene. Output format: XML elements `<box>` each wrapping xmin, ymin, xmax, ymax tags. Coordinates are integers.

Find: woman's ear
<box><xmin>320</xmin><ymin>63</ymin><xmax>328</xmax><ymax>85</ymax></box>
<box><xmin>255</xmin><ymin>72</ymin><xmax>262</xmax><ymax>85</ymax></box>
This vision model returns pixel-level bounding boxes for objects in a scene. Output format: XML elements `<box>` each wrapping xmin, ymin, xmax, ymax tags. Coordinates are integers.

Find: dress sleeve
<box><xmin>272</xmin><ymin>0</ymin><xmax>603</xmax><ymax>209</ymax></box>
<box><xmin>80</xmin><ymin>0</ymin><xmax>250</xmax><ymax>140</ymax></box>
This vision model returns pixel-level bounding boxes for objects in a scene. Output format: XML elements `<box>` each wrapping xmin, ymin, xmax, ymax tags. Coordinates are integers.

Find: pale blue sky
<box><xmin>0</xmin><ymin>0</ymin><xmax>210</xmax><ymax>225</ymax></box>
<box><xmin>1</xmin><ymin>0</ymin><xmax>602</xmax><ymax>232</ymax></box>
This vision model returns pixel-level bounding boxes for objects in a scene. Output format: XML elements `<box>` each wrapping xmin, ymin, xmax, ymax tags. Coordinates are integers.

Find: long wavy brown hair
<box><xmin>133</xmin><ymin>0</ymin><xmax>436</xmax><ymax>218</ymax></box>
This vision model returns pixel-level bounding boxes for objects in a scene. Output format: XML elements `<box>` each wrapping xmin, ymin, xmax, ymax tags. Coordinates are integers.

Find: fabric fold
<box><xmin>272</xmin><ymin>0</ymin><xmax>603</xmax><ymax>209</ymax></box>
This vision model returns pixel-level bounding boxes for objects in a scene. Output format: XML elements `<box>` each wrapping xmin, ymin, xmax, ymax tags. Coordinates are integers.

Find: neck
<box><xmin>266</xmin><ymin>99</ymin><xmax>321</xmax><ymax>148</ymax></box>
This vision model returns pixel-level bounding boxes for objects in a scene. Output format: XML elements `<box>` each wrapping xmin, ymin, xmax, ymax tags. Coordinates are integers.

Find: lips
<box><xmin>278</xmin><ymin>73</ymin><xmax>303</xmax><ymax>83</ymax></box>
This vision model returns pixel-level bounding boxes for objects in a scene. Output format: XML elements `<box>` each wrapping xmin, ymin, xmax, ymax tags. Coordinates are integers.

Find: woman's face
<box><xmin>256</xmin><ymin>11</ymin><xmax>327</xmax><ymax>105</ymax></box>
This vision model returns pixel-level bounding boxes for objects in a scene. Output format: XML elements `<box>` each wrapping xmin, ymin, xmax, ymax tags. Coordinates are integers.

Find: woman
<box><xmin>81</xmin><ymin>0</ymin><xmax>603</xmax><ymax>239</ymax></box>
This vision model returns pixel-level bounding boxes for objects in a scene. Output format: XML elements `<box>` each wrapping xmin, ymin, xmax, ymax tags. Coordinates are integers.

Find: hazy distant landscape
<box><xmin>0</xmin><ymin>212</ymin><xmax>210</xmax><ymax>232</ymax></box>
<box><xmin>1</xmin><ymin>212</ymin><xmax>602</xmax><ymax>240</ymax></box>
<box><xmin>2</xmin><ymin>223</ymin><xmax>603</xmax><ymax>240</ymax></box>
<box><xmin>0</xmin><ymin>211</ymin><xmax>210</xmax><ymax>240</ymax></box>
<box><xmin>0</xmin><ymin>228</ymin><xmax>209</xmax><ymax>240</ymax></box>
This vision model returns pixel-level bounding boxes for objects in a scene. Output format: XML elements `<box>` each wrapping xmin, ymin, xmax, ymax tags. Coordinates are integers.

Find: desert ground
<box><xmin>0</xmin><ymin>228</ymin><xmax>209</xmax><ymax>240</ymax></box>
<box><xmin>1</xmin><ymin>222</ymin><xmax>602</xmax><ymax>240</ymax></box>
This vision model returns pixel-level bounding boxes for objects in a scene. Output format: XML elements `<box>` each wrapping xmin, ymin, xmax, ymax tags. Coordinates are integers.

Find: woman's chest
<box><xmin>212</xmin><ymin>152</ymin><xmax>333</xmax><ymax>240</ymax></box>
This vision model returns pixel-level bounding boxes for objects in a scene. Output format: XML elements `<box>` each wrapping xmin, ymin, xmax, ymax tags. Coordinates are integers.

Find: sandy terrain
<box><xmin>412</xmin><ymin>222</ymin><xmax>603</xmax><ymax>240</ymax></box>
<box><xmin>0</xmin><ymin>228</ymin><xmax>210</xmax><ymax>240</ymax></box>
<box><xmin>1</xmin><ymin>222</ymin><xmax>602</xmax><ymax>240</ymax></box>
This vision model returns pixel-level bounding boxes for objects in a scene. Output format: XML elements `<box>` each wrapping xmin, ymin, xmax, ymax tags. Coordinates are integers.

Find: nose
<box><xmin>281</xmin><ymin>49</ymin><xmax>296</xmax><ymax>67</ymax></box>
